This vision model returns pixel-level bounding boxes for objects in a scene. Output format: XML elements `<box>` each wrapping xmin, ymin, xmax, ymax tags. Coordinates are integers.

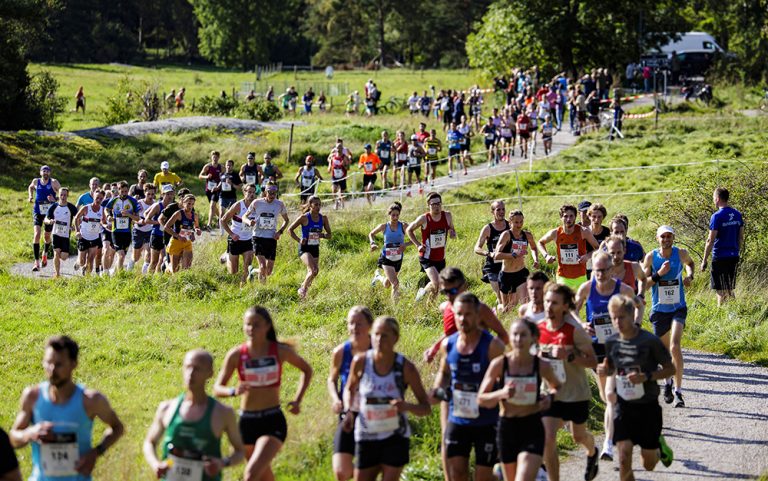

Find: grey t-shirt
<box><xmin>604</xmin><ymin>329</ymin><xmax>672</xmax><ymax>404</ymax></box>
<box><xmin>248</xmin><ymin>198</ymin><xmax>287</xmax><ymax>238</ymax></box>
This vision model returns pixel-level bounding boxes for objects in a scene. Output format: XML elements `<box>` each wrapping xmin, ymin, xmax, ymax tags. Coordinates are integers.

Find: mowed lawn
<box><xmin>2</xmin><ymin>65</ymin><xmax>768</xmax><ymax>479</ymax></box>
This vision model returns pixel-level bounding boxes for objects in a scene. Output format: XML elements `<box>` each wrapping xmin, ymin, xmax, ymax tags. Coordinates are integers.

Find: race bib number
<box><xmin>40</xmin><ymin>433</ymin><xmax>78</xmax><ymax>477</ymax></box>
<box><xmin>430</xmin><ymin>230</ymin><xmax>446</xmax><ymax>248</ymax></box>
<box><xmin>207</xmin><ymin>181</ymin><xmax>217</xmax><ymax>191</ymax></box>
<box><xmin>397</xmin><ymin>153</ymin><xmax>407</xmax><ymax>162</ymax></box>
<box><xmin>408</xmin><ymin>157</ymin><xmax>419</xmax><ymax>167</ymax></box>
<box><xmin>658</xmin><ymin>279</ymin><xmax>680</xmax><ymax>304</ymax></box>
<box><xmin>593</xmin><ymin>315</ymin><xmax>614</xmax><ymax>344</ymax></box>
<box><xmin>166</xmin><ymin>455</ymin><xmax>204</xmax><ymax>481</ymax></box>
<box><xmin>504</xmin><ymin>375</ymin><xmax>538</xmax><ymax>406</ymax></box>
<box><xmin>221</xmin><ymin>182</ymin><xmax>232</xmax><ymax>192</ymax></box>
<box><xmin>512</xmin><ymin>240</ymin><xmax>528</xmax><ymax>258</ymax></box>
<box><xmin>180</xmin><ymin>228</ymin><xmax>195</xmax><ymax>242</ymax></box>
<box><xmin>244</xmin><ymin>357</ymin><xmax>279</xmax><ymax>387</ymax></box>
<box><xmin>333</xmin><ymin>168</ymin><xmax>344</xmax><ymax>179</ymax></box>
<box><xmin>307</xmin><ymin>229</ymin><xmax>321</xmax><ymax>246</ymax></box>
<box><xmin>38</xmin><ymin>203</ymin><xmax>51</xmax><ymax>215</ymax></box>
<box><xmin>257</xmin><ymin>214</ymin><xmax>276</xmax><ymax>230</ymax></box>
<box><xmin>559</xmin><ymin>243</ymin><xmax>579</xmax><ymax>265</ymax></box>
<box><xmin>363</xmin><ymin>397</ymin><xmax>399</xmax><ymax>433</ymax></box>
<box><xmin>245</xmin><ymin>174</ymin><xmax>257</xmax><ymax>185</ymax></box>
<box><xmin>452</xmin><ymin>382</ymin><xmax>479</xmax><ymax>419</ymax></box>
<box><xmin>53</xmin><ymin>221</ymin><xmax>70</xmax><ymax>237</ymax></box>
<box><xmin>385</xmin><ymin>244</ymin><xmax>402</xmax><ymax>261</ymax></box>
<box><xmin>616</xmin><ymin>367</ymin><xmax>645</xmax><ymax>401</ymax></box>
<box><xmin>380</xmin><ymin>150</ymin><xmax>390</xmax><ymax>159</ymax></box>
<box><xmin>427</xmin><ymin>148</ymin><xmax>436</xmax><ymax>156</ymax></box>
<box><xmin>116</xmin><ymin>216</ymin><xmax>130</xmax><ymax>230</ymax></box>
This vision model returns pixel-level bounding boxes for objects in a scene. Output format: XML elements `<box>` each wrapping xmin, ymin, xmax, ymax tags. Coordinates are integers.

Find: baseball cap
<box><xmin>161</xmin><ymin>184</ymin><xmax>175</xmax><ymax>193</ymax></box>
<box><xmin>656</xmin><ymin>225</ymin><xmax>675</xmax><ymax>237</ymax></box>
<box><xmin>364</xmin><ymin>143</ymin><xmax>372</xmax><ymax>150</ymax></box>
<box><xmin>577</xmin><ymin>200</ymin><xmax>592</xmax><ymax>212</ymax></box>
<box><xmin>161</xmin><ymin>161</ymin><xmax>170</xmax><ymax>170</ymax></box>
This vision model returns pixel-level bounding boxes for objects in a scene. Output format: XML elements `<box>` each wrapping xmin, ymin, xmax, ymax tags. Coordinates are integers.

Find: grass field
<box><xmin>2</xmin><ymin>66</ymin><xmax>767</xmax><ymax>480</ymax></box>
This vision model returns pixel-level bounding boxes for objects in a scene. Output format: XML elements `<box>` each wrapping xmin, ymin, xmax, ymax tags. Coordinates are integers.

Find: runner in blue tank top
<box><xmin>27</xmin><ymin>165</ymin><xmax>61</xmax><ymax>272</ymax></box>
<box><xmin>9</xmin><ymin>336</ymin><xmax>124</xmax><ymax>481</ymax></box>
<box><xmin>642</xmin><ymin>225</ymin><xmax>695</xmax><ymax>408</ymax></box>
<box><xmin>575</xmin><ymin>251</ymin><xmax>639</xmax><ymax>462</ymax></box>
<box><xmin>288</xmin><ymin>195</ymin><xmax>332</xmax><ymax>299</ymax></box>
<box><xmin>368</xmin><ymin>202</ymin><xmax>412</xmax><ymax>301</ymax></box>
<box><xmin>430</xmin><ymin>292</ymin><xmax>505</xmax><ymax>481</ymax></box>
<box><xmin>327</xmin><ymin>307</ymin><xmax>373</xmax><ymax>481</ymax></box>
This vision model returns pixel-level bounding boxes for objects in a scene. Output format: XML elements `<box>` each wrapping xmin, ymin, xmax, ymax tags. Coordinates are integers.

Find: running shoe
<box><xmin>415</xmin><ymin>287</ymin><xmax>427</xmax><ymax>301</ymax></box>
<box><xmin>674</xmin><ymin>392</ymin><xmax>685</xmax><ymax>408</ymax></box>
<box><xmin>600</xmin><ymin>441</ymin><xmax>614</xmax><ymax>462</ymax></box>
<box><xmin>41</xmin><ymin>254</ymin><xmax>48</xmax><ymax>268</ymax></box>
<box><xmin>658</xmin><ymin>434</ymin><xmax>674</xmax><ymax>467</ymax></box>
<box><xmin>663</xmin><ymin>383</ymin><xmax>674</xmax><ymax>404</ymax></box>
<box><xmin>585</xmin><ymin>448</ymin><xmax>599</xmax><ymax>481</ymax></box>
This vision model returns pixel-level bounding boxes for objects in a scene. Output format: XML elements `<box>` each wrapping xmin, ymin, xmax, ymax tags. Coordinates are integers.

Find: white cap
<box><xmin>656</xmin><ymin>225</ymin><xmax>675</xmax><ymax>237</ymax></box>
<box><xmin>161</xmin><ymin>161</ymin><xmax>170</xmax><ymax>170</ymax></box>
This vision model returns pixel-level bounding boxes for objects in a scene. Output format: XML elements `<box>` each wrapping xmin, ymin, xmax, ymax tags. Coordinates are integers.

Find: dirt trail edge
<box><xmin>559</xmin><ymin>348</ymin><xmax>768</xmax><ymax>481</ymax></box>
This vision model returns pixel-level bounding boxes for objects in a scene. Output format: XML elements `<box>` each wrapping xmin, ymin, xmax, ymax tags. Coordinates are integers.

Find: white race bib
<box><xmin>452</xmin><ymin>382</ymin><xmax>479</xmax><ymax>419</ymax></box>
<box><xmin>658</xmin><ymin>279</ymin><xmax>681</xmax><ymax>304</ymax></box>
<box><xmin>616</xmin><ymin>368</ymin><xmax>645</xmax><ymax>401</ymax></box>
<box><xmin>504</xmin><ymin>374</ymin><xmax>538</xmax><ymax>406</ymax></box>
<box><xmin>53</xmin><ymin>221</ymin><xmax>70</xmax><ymax>237</ymax></box>
<box><xmin>559</xmin><ymin>243</ymin><xmax>579</xmax><ymax>265</ymax></box>
<box><xmin>116</xmin><ymin>216</ymin><xmax>130</xmax><ymax>230</ymax></box>
<box><xmin>245</xmin><ymin>174</ymin><xmax>257</xmax><ymax>185</ymax></box>
<box><xmin>593</xmin><ymin>315</ymin><xmax>614</xmax><ymax>344</ymax></box>
<box><xmin>221</xmin><ymin>182</ymin><xmax>232</xmax><ymax>192</ymax></box>
<box><xmin>257</xmin><ymin>214</ymin><xmax>276</xmax><ymax>230</ymax></box>
<box><xmin>166</xmin><ymin>455</ymin><xmax>204</xmax><ymax>481</ymax></box>
<box><xmin>40</xmin><ymin>433</ymin><xmax>78</xmax><ymax>477</ymax></box>
<box><xmin>430</xmin><ymin>230</ymin><xmax>446</xmax><ymax>248</ymax></box>
<box><xmin>363</xmin><ymin>397</ymin><xmax>399</xmax><ymax>433</ymax></box>
<box><xmin>244</xmin><ymin>357</ymin><xmax>280</xmax><ymax>387</ymax></box>
<box><xmin>207</xmin><ymin>181</ymin><xmax>217</xmax><ymax>191</ymax></box>
<box><xmin>333</xmin><ymin>168</ymin><xmax>344</xmax><ymax>179</ymax></box>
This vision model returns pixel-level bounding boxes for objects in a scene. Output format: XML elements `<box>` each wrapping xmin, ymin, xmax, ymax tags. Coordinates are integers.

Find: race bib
<box><xmin>221</xmin><ymin>182</ymin><xmax>232</xmax><ymax>192</ymax></box>
<box><xmin>452</xmin><ymin>382</ymin><xmax>479</xmax><ymax>419</ymax></box>
<box><xmin>207</xmin><ymin>181</ymin><xmax>217</xmax><ymax>191</ymax></box>
<box><xmin>166</xmin><ymin>455</ymin><xmax>204</xmax><ymax>481</ymax></box>
<box><xmin>40</xmin><ymin>433</ymin><xmax>78</xmax><ymax>477</ymax></box>
<box><xmin>116</xmin><ymin>217</ymin><xmax>130</xmax><ymax>230</ymax></box>
<box><xmin>397</xmin><ymin>153</ymin><xmax>407</xmax><ymax>162</ymax></box>
<box><xmin>430</xmin><ymin>230</ymin><xmax>446</xmax><ymax>248</ymax></box>
<box><xmin>244</xmin><ymin>357</ymin><xmax>279</xmax><ymax>387</ymax></box>
<box><xmin>559</xmin><ymin>243</ymin><xmax>579</xmax><ymax>265</ymax></box>
<box><xmin>38</xmin><ymin>203</ymin><xmax>51</xmax><ymax>215</ymax></box>
<box><xmin>658</xmin><ymin>279</ymin><xmax>681</xmax><ymax>304</ymax></box>
<box><xmin>180</xmin><ymin>228</ymin><xmax>195</xmax><ymax>242</ymax></box>
<box><xmin>380</xmin><ymin>150</ymin><xmax>390</xmax><ymax>159</ymax></box>
<box><xmin>408</xmin><ymin>157</ymin><xmax>419</xmax><ymax>167</ymax></box>
<box><xmin>333</xmin><ymin>168</ymin><xmax>344</xmax><ymax>179</ymax></box>
<box><xmin>257</xmin><ymin>214</ymin><xmax>276</xmax><ymax>230</ymax></box>
<box><xmin>593</xmin><ymin>315</ymin><xmax>614</xmax><ymax>344</ymax></box>
<box><xmin>245</xmin><ymin>174</ymin><xmax>257</xmax><ymax>185</ymax></box>
<box><xmin>53</xmin><ymin>221</ymin><xmax>70</xmax><ymax>237</ymax></box>
<box><xmin>385</xmin><ymin>244</ymin><xmax>402</xmax><ymax>261</ymax></box>
<box><xmin>363</xmin><ymin>397</ymin><xmax>399</xmax><ymax>433</ymax></box>
<box><xmin>616</xmin><ymin>367</ymin><xmax>645</xmax><ymax>401</ymax></box>
<box><xmin>512</xmin><ymin>240</ymin><xmax>528</xmax><ymax>258</ymax></box>
<box><xmin>504</xmin><ymin>374</ymin><xmax>538</xmax><ymax>406</ymax></box>
<box><xmin>427</xmin><ymin>148</ymin><xmax>436</xmax><ymax>156</ymax></box>
<box><xmin>307</xmin><ymin>229</ymin><xmax>321</xmax><ymax>246</ymax></box>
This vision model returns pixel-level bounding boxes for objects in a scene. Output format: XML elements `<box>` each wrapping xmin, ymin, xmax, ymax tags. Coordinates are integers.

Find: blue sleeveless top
<box><xmin>446</xmin><ymin>330</ymin><xmax>498</xmax><ymax>426</ymax></box>
<box><xmin>651</xmin><ymin>247</ymin><xmax>686</xmax><ymax>313</ymax></box>
<box><xmin>31</xmin><ymin>382</ymin><xmax>93</xmax><ymax>481</ymax></box>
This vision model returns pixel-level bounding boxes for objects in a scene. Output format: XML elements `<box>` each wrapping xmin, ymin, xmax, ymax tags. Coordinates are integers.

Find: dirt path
<box><xmin>558</xmin><ymin>349</ymin><xmax>768</xmax><ymax>481</ymax></box>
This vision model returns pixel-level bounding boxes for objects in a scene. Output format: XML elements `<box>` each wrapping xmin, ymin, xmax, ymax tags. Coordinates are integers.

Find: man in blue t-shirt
<box><xmin>701</xmin><ymin>187</ymin><xmax>744</xmax><ymax>306</ymax></box>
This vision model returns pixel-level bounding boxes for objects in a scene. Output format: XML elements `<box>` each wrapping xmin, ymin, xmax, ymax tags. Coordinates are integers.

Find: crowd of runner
<box><xmin>13</xmin><ymin>152</ymin><xmax>745</xmax><ymax>481</ymax></box>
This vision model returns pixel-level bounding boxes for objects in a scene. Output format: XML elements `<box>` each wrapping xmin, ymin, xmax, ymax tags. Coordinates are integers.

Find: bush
<box><xmin>235</xmin><ymin>97</ymin><xmax>281</xmax><ymax>121</ymax></box>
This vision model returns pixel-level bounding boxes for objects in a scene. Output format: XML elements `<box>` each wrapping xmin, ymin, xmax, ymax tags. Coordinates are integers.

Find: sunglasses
<box><xmin>441</xmin><ymin>287</ymin><xmax>461</xmax><ymax>295</ymax></box>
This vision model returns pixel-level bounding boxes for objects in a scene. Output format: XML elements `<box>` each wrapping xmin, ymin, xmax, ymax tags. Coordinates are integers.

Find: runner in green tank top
<box><xmin>144</xmin><ymin>349</ymin><xmax>244</xmax><ymax>481</ymax></box>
